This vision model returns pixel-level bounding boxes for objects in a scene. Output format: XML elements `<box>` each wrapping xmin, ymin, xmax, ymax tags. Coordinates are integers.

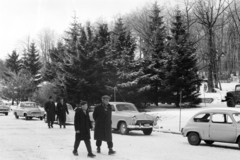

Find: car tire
<box><xmin>142</xmin><ymin>128</ymin><xmax>153</xmax><ymax>135</ymax></box>
<box><xmin>227</xmin><ymin>99</ymin><xmax>235</xmax><ymax>107</ymax></box>
<box><xmin>5</xmin><ymin>113</ymin><xmax>8</xmax><ymax>116</ymax></box>
<box><xmin>238</xmin><ymin>138</ymin><xmax>240</xmax><ymax>148</ymax></box>
<box><xmin>40</xmin><ymin>117</ymin><xmax>43</xmax><ymax>120</ymax></box>
<box><xmin>204</xmin><ymin>140</ymin><xmax>214</xmax><ymax>145</ymax></box>
<box><xmin>25</xmin><ymin>114</ymin><xmax>28</xmax><ymax>120</ymax></box>
<box><xmin>188</xmin><ymin>132</ymin><xmax>201</xmax><ymax>145</ymax></box>
<box><xmin>119</xmin><ymin>122</ymin><xmax>129</xmax><ymax>135</ymax></box>
<box><xmin>14</xmin><ymin>113</ymin><xmax>19</xmax><ymax>119</ymax></box>
<box><xmin>91</xmin><ymin>121</ymin><xmax>95</xmax><ymax>131</ymax></box>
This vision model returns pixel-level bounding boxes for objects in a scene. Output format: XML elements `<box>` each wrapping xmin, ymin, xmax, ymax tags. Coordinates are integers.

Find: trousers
<box><xmin>96</xmin><ymin>140</ymin><xmax>113</xmax><ymax>149</ymax></box>
<box><xmin>74</xmin><ymin>139</ymin><xmax>92</xmax><ymax>153</ymax></box>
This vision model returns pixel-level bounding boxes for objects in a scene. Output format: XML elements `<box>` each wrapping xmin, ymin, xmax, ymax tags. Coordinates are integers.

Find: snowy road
<box><xmin>0</xmin><ymin>112</ymin><xmax>239</xmax><ymax>160</ymax></box>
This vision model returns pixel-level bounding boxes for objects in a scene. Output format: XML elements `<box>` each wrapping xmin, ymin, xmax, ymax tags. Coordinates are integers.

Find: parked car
<box><xmin>222</xmin><ymin>84</ymin><xmax>240</xmax><ymax>107</ymax></box>
<box><xmin>0</xmin><ymin>101</ymin><xmax>10</xmax><ymax>116</ymax></box>
<box><xmin>181</xmin><ymin>108</ymin><xmax>240</xmax><ymax>148</ymax></box>
<box><xmin>13</xmin><ymin>101</ymin><xmax>45</xmax><ymax>120</ymax></box>
<box><xmin>43</xmin><ymin>103</ymin><xmax>75</xmax><ymax>124</ymax></box>
<box><xmin>89</xmin><ymin>102</ymin><xmax>159</xmax><ymax>135</ymax></box>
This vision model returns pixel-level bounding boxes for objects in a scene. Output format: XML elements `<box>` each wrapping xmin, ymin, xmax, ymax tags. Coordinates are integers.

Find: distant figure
<box><xmin>93</xmin><ymin>95</ymin><xmax>116</xmax><ymax>155</ymax></box>
<box><xmin>44</xmin><ymin>96</ymin><xmax>56</xmax><ymax>129</ymax></box>
<box><xmin>57</xmin><ymin>98</ymin><xmax>69</xmax><ymax>129</ymax></box>
<box><xmin>73</xmin><ymin>101</ymin><xmax>96</xmax><ymax>158</ymax></box>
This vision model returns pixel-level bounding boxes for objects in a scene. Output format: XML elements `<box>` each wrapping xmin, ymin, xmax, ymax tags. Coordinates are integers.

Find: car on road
<box><xmin>13</xmin><ymin>101</ymin><xmax>45</xmax><ymax>120</ymax></box>
<box><xmin>89</xmin><ymin>102</ymin><xmax>159</xmax><ymax>135</ymax></box>
<box><xmin>222</xmin><ymin>84</ymin><xmax>240</xmax><ymax>107</ymax></box>
<box><xmin>0</xmin><ymin>101</ymin><xmax>10</xmax><ymax>116</ymax></box>
<box><xmin>43</xmin><ymin>103</ymin><xmax>75</xmax><ymax>124</ymax></box>
<box><xmin>181</xmin><ymin>108</ymin><xmax>240</xmax><ymax>148</ymax></box>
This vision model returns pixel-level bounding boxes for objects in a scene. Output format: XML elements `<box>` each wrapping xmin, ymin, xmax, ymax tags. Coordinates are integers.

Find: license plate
<box><xmin>144</xmin><ymin>124</ymin><xmax>150</xmax><ymax>127</ymax></box>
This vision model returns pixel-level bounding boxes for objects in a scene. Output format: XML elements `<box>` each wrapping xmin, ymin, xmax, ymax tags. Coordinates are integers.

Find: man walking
<box><xmin>93</xmin><ymin>95</ymin><xmax>116</xmax><ymax>155</ymax></box>
<box><xmin>44</xmin><ymin>96</ymin><xmax>56</xmax><ymax>128</ymax></box>
<box><xmin>57</xmin><ymin>98</ymin><xmax>69</xmax><ymax>129</ymax></box>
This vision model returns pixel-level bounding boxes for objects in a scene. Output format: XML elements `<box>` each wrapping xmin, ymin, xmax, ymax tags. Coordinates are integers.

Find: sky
<box><xmin>0</xmin><ymin>0</ymin><xmax>180</xmax><ymax>60</ymax></box>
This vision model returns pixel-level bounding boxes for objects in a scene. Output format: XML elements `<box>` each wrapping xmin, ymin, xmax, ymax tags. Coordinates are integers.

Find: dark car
<box><xmin>222</xmin><ymin>84</ymin><xmax>240</xmax><ymax>107</ymax></box>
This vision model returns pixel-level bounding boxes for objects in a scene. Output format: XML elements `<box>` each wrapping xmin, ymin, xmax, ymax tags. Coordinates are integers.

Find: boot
<box><xmin>88</xmin><ymin>153</ymin><xmax>96</xmax><ymax>158</ymax></box>
<box><xmin>108</xmin><ymin>148</ymin><xmax>116</xmax><ymax>155</ymax></box>
<box><xmin>97</xmin><ymin>147</ymin><xmax>100</xmax><ymax>153</ymax></box>
<box><xmin>73</xmin><ymin>150</ymin><xmax>78</xmax><ymax>156</ymax></box>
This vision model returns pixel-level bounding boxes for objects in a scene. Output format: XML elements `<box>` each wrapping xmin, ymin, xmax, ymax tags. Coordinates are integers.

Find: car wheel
<box><xmin>28</xmin><ymin>117</ymin><xmax>32</xmax><ymax>120</ymax></box>
<box><xmin>14</xmin><ymin>113</ymin><xmax>19</xmax><ymax>119</ymax></box>
<box><xmin>25</xmin><ymin>114</ymin><xmax>28</xmax><ymax>120</ymax></box>
<box><xmin>188</xmin><ymin>132</ymin><xmax>201</xmax><ymax>145</ymax></box>
<box><xmin>119</xmin><ymin>122</ymin><xmax>129</xmax><ymax>135</ymax></box>
<box><xmin>40</xmin><ymin>117</ymin><xmax>43</xmax><ymax>120</ymax></box>
<box><xmin>142</xmin><ymin>128</ymin><xmax>153</xmax><ymax>135</ymax></box>
<box><xmin>227</xmin><ymin>99</ymin><xmax>235</xmax><ymax>107</ymax></box>
<box><xmin>238</xmin><ymin>138</ymin><xmax>240</xmax><ymax>148</ymax></box>
<box><xmin>204</xmin><ymin>140</ymin><xmax>214</xmax><ymax>145</ymax></box>
<box><xmin>5</xmin><ymin>113</ymin><xmax>8</xmax><ymax>116</ymax></box>
<box><xmin>91</xmin><ymin>121</ymin><xmax>95</xmax><ymax>131</ymax></box>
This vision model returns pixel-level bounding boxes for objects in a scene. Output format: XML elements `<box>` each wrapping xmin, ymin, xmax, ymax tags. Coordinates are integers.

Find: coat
<box><xmin>74</xmin><ymin>107</ymin><xmax>92</xmax><ymax>141</ymax></box>
<box><xmin>93</xmin><ymin>103</ymin><xmax>112</xmax><ymax>142</ymax></box>
<box><xmin>56</xmin><ymin>102</ymin><xmax>69</xmax><ymax>123</ymax></box>
<box><xmin>44</xmin><ymin>101</ymin><xmax>56</xmax><ymax>122</ymax></box>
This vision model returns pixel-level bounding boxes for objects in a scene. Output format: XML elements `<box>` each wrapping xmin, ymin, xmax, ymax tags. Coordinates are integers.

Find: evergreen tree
<box><xmin>166</xmin><ymin>10</ymin><xmax>201</xmax><ymax>107</ymax></box>
<box><xmin>124</xmin><ymin>2</ymin><xmax>167</xmax><ymax>106</ymax></box>
<box><xmin>6</xmin><ymin>50</ymin><xmax>21</xmax><ymax>74</ymax></box>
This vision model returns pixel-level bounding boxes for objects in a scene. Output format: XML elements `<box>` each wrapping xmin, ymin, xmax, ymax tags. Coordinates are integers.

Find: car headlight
<box><xmin>131</xmin><ymin>116</ymin><xmax>137</xmax><ymax>125</ymax></box>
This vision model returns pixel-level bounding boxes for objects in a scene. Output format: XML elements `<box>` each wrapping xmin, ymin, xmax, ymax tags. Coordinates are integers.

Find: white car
<box><xmin>181</xmin><ymin>108</ymin><xmax>240</xmax><ymax>148</ymax></box>
<box><xmin>13</xmin><ymin>101</ymin><xmax>45</xmax><ymax>120</ymax></box>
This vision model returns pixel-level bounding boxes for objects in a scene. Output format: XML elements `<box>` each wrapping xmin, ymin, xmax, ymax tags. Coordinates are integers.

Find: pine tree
<box><xmin>166</xmin><ymin>10</ymin><xmax>201</xmax><ymax>107</ymax></box>
<box><xmin>6</xmin><ymin>50</ymin><xmax>21</xmax><ymax>74</ymax></box>
<box><xmin>124</xmin><ymin>2</ymin><xmax>167</xmax><ymax>106</ymax></box>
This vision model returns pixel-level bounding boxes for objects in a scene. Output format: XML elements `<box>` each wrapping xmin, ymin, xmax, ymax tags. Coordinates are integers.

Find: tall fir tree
<box><xmin>166</xmin><ymin>10</ymin><xmax>201</xmax><ymax>107</ymax></box>
<box><xmin>6</xmin><ymin>50</ymin><xmax>21</xmax><ymax>74</ymax></box>
<box><xmin>124</xmin><ymin>2</ymin><xmax>167</xmax><ymax>106</ymax></box>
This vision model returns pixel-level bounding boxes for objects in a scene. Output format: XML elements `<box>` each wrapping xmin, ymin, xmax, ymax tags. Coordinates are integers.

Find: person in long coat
<box><xmin>57</xmin><ymin>98</ymin><xmax>69</xmax><ymax>128</ymax></box>
<box><xmin>44</xmin><ymin>96</ymin><xmax>56</xmax><ymax>128</ymax></box>
<box><xmin>73</xmin><ymin>101</ymin><xmax>96</xmax><ymax>158</ymax></box>
<box><xmin>93</xmin><ymin>95</ymin><xmax>116</xmax><ymax>155</ymax></box>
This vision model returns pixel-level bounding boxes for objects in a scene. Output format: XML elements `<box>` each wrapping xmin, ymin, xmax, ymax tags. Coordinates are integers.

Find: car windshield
<box><xmin>20</xmin><ymin>103</ymin><xmax>37</xmax><ymax>108</ymax></box>
<box><xmin>116</xmin><ymin>104</ymin><xmax>138</xmax><ymax>112</ymax></box>
<box><xmin>233</xmin><ymin>113</ymin><xmax>240</xmax><ymax>123</ymax></box>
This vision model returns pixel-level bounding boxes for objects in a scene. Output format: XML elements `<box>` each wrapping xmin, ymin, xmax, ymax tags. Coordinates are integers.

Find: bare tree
<box><xmin>193</xmin><ymin>0</ymin><xmax>232</xmax><ymax>92</ymax></box>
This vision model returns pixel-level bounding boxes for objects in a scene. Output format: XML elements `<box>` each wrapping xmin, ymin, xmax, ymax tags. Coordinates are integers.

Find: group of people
<box><xmin>44</xmin><ymin>95</ymin><xmax>116</xmax><ymax>158</ymax></box>
<box><xmin>44</xmin><ymin>96</ymin><xmax>69</xmax><ymax>129</ymax></box>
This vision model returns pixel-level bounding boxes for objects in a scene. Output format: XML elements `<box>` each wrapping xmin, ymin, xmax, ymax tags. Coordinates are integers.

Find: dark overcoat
<box><xmin>74</xmin><ymin>108</ymin><xmax>92</xmax><ymax>141</ymax></box>
<box><xmin>93</xmin><ymin>103</ymin><xmax>112</xmax><ymax>142</ymax></box>
<box><xmin>56</xmin><ymin>102</ymin><xmax>69</xmax><ymax>123</ymax></box>
<box><xmin>44</xmin><ymin>101</ymin><xmax>56</xmax><ymax>122</ymax></box>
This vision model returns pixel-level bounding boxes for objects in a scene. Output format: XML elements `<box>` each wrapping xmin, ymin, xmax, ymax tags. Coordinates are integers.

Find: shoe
<box><xmin>108</xmin><ymin>149</ymin><xmax>116</xmax><ymax>155</ymax></box>
<box><xmin>51</xmin><ymin>125</ymin><xmax>53</xmax><ymax>128</ymax></box>
<box><xmin>97</xmin><ymin>147</ymin><xmax>100</xmax><ymax>153</ymax></box>
<box><xmin>88</xmin><ymin>153</ymin><xmax>96</xmax><ymax>158</ymax></box>
<box><xmin>73</xmin><ymin>150</ymin><xmax>78</xmax><ymax>156</ymax></box>
<box><xmin>48</xmin><ymin>126</ymin><xmax>51</xmax><ymax>129</ymax></box>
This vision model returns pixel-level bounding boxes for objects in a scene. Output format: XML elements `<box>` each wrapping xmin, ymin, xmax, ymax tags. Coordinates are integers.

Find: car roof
<box><xmin>197</xmin><ymin>108</ymin><xmax>240</xmax><ymax>114</ymax></box>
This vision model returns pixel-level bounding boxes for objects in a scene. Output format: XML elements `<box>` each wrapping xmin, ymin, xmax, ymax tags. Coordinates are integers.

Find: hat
<box><xmin>80</xmin><ymin>101</ymin><xmax>87</xmax><ymax>106</ymax></box>
<box><xmin>102</xmin><ymin>95</ymin><xmax>111</xmax><ymax>99</ymax></box>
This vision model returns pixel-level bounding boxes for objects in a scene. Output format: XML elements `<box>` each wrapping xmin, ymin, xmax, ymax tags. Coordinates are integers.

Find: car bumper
<box><xmin>127</xmin><ymin>124</ymin><xmax>156</xmax><ymax>129</ymax></box>
<box><xmin>0</xmin><ymin>110</ymin><xmax>9</xmax><ymax>113</ymax></box>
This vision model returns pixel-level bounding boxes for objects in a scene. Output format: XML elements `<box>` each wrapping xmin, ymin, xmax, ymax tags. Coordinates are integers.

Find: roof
<box><xmin>197</xmin><ymin>108</ymin><xmax>240</xmax><ymax>114</ymax></box>
<box><xmin>109</xmin><ymin>102</ymin><xmax>133</xmax><ymax>105</ymax></box>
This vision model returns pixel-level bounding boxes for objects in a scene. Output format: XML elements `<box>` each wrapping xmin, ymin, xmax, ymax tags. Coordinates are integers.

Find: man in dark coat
<box><xmin>73</xmin><ymin>101</ymin><xmax>96</xmax><ymax>158</ymax></box>
<box><xmin>93</xmin><ymin>95</ymin><xmax>116</xmax><ymax>155</ymax></box>
<box><xmin>57</xmin><ymin>98</ymin><xmax>69</xmax><ymax>129</ymax></box>
<box><xmin>44</xmin><ymin>96</ymin><xmax>56</xmax><ymax>128</ymax></box>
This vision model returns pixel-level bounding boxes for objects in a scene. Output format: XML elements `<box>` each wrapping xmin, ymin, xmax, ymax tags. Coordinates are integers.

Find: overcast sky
<box><xmin>0</xmin><ymin>0</ymin><xmax>180</xmax><ymax>60</ymax></box>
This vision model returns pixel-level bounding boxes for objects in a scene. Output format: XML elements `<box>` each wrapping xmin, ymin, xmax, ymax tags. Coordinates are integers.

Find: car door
<box><xmin>209</xmin><ymin>113</ymin><xmax>237</xmax><ymax>142</ymax></box>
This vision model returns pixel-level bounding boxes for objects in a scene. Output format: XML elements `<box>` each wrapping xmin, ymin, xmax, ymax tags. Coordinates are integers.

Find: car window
<box><xmin>193</xmin><ymin>113</ymin><xmax>210</xmax><ymax>123</ymax></box>
<box><xmin>111</xmin><ymin>105</ymin><xmax>115</xmax><ymax>111</ymax></box>
<box><xmin>116</xmin><ymin>104</ymin><xmax>138</xmax><ymax>112</ymax></box>
<box><xmin>233</xmin><ymin>113</ymin><xmax>240</xmax><ymax>123</ymax></box>
<box><xmin>212</xmin><ymin>114</ymin><xmax>233</xmax><ymax>124</ymax></box>
<box><xmin>20</xmin><ymin>103</ymin><xmax>36</xmax><ymax>108</ymax></box>
<box><xmin>67</xmin><ymin>104</ymin><xmax>73</xmax><ymax>110</ymax></box>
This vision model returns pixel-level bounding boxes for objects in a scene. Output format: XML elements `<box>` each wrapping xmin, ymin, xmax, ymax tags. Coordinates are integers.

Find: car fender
<box><xmin>186</xmin><ymin>130</ymin><xmax>202</xmax><ymax>139</ymax></box>
<box><xmin>116</xmin><ymin>120</ymin><xmax>127</xmax><ymax>129</ymax></box>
